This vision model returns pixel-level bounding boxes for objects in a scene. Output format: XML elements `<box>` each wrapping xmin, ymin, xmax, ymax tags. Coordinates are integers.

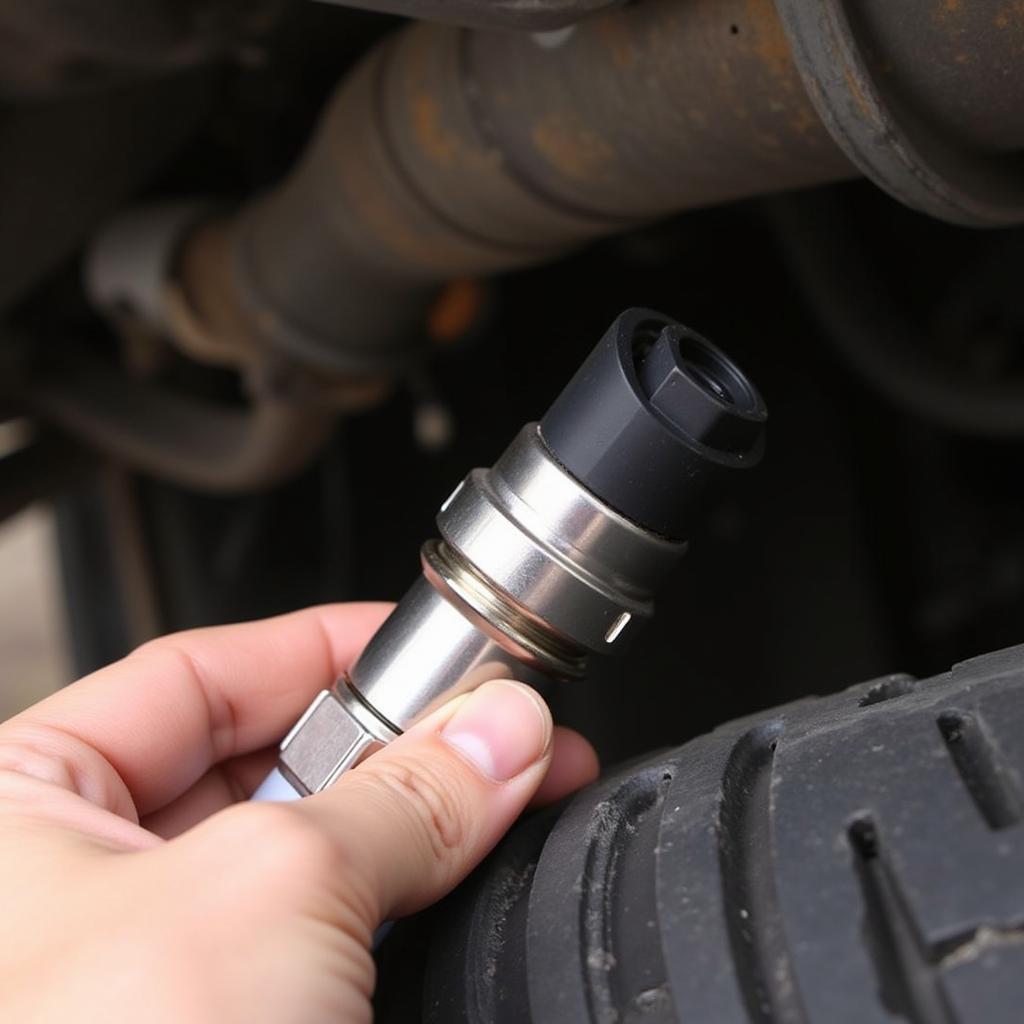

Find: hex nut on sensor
<box><xmin>278</xmin><ymin>685</ymin><xmax>398</xmax><ymax>795</ymax></box>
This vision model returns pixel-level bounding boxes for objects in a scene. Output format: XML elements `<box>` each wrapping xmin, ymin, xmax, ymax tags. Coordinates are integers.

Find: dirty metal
<box><xmin>775</xmin><ymin>0</ymin><xmax>1024</xmax><ymax>226</ymax></box>
<box><xmin>187</xmin><ymin>0</ymin><xmax>850</xmax><ymax>373</ymax></box>
<box><xmin>178</xmin><ymin>0</ymin><xmax>1024</xmax><ymax>372</ymax></box>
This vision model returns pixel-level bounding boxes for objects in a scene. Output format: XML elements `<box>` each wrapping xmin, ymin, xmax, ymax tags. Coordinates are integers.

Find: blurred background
<box><xmin>0</xmin><ymin>504</ymin><xmax>67</xmax><ymax>720</ymax></box>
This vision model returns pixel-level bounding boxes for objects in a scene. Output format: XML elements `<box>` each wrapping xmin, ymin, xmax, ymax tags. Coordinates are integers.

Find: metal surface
<box><xmin>422</xmin><ymin>542</ymin><xmax>587</xmax><ymax>680</ymax></box>
<box><xmin>181</xmin><ymin>0</ymin><xmax>855</xmax><ymax>372</ymax></box>
<box><xmin>279</xmin><ymin>686</ymin><xmax>392</xmax><ymax>796</ymax></box>
<box><xmin>168</xmin><ymin>0</ymin><xmax>1024</xmax><ymax>373</ymax></box>
<box><xmin>775</xmin><ymin>0</ymin><xmax>1024</xmax><ymax>227</ymax></box>
<box><xmin>438</xmin><ymin>426</ymin><xmax>685</xmax><ymax>652</ymax></box>
<box><xmin>277</xmin><ymin>537</ymin><xmax>569</xmax><ymax>794</ymax></box>
<box><xmin>312</xmin><ymin>0</ymin><xmax>617</xmax><ymax>31</ymax></box>
<box><xmin>349</xmin><ymin>572</ymin><xmax>556</xmax><ymax>729</ymax></box>
<box><xmin>279</xmin><ymin>566</ymin><xmax>556</xmax><ymax>794</ymax></box>
<box><xmin>276</xmin><ymin>408</ymin><xmax>691</xmax><ymax>793</ymax></box>
<box><xmin>349</xmin><ymin>418</ymin><xmax>691</xmax><ymax>731</ymax></box>
<box><xmin>274</xmin><ymin>414</ymin><xmax>697</xmax><ymax>792</ymax></box>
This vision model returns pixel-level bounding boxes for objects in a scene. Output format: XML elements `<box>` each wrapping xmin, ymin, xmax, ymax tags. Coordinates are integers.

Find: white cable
<box><xmin>251</xmin><ymin>767</ymin><xmax>302</xmax><ymax>802</ymax></box>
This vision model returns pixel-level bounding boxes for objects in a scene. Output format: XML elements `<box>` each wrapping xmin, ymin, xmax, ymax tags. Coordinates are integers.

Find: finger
<box><xmin>150</xmin><ymin>719</ymin><xmax>598</xmax><ymax>843</ymax></box>
<box><xmin>295</xmin><ymin>679</ymin><xmax>553</xmax><ymax>924</ymax></box>
<box><xmin>0</xmin><ymin>603</ymin><xmax>393</xmax><ymax>818</ymax></box>
<box><xmin>142</xmin><ymin>748</ymin><xmax>279</xmax><ymax>839</ymax></box>
<box><xmin>530</xmin><ymin>726</ymin><xmax>599</xmax><ymax>808</ymax></box>
<box><xmin>146</xmin><ymin>723</ymin><xmax>598</xmax><ymax>840</ymax></box>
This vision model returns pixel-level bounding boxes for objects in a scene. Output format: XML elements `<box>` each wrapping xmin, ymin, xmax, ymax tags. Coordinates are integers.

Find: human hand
<box><xmin>0</xmin><ymin>603</ymin><xmax>598</xmax><ymax>1023</ymax></box>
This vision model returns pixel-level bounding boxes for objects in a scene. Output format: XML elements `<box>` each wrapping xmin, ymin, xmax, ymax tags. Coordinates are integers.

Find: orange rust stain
<box><xmin>994</xmin><ymin>1</ymin><xmax>1024</xmax><ymax>30</ymax></box>
<box><xmin>744</xmin><ymin>0</ymin><xmax>796</xmax><ymax>86</ymax></box>
<box><xmin>933</xmin><ymin>0</ymin><xmax>968</xmax><ymax>35</ymax></box>
<box><xmin>842</xmin><ymin>61</ymin><xmax>872</xmax><ymax>120</ymax></box>
<box><xmin>428</xmin><ymin>279</ymin><xmax>484</xmax><ymax>343</ymax></box>
<box><xmin>788</xmin><ymin>105</ymin><xmax>819</xmax><ymax>139</ymax></box>
<box><xmin>531</xmin><ymin>114</ymin><xmax>613</xmax><ymax>182</ymax></box>
<box><xmin>741</xmin><ymin>0</ymin><xmax>828</xmax><ymax>137</ymax></box>
<box><xmin>594</xmin><ymin>14</ymin><xmax>636</xmax><ymax>70</ymax></box>
<box><xmin>412</xmin><ymin>94</ymin><xmax>456</xmax><ymax>167</ymax></box>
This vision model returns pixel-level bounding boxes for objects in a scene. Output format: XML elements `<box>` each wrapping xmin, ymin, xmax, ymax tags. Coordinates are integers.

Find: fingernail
<box><xmin>440</xmin><ymin>681</ymin><xmax>552</xmax><ymax>781</ymax></box>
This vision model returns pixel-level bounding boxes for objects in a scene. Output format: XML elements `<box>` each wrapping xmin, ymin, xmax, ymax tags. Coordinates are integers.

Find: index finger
<box><xmin>0</xmin><ymin>603</ymin><xmax>392</xmax><ymax>816</ymax></box>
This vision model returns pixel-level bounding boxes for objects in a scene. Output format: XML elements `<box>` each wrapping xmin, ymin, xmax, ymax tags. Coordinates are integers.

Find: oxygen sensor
<box><xmin>254</xmin><ymin>308</ymin><xmax>766</xmax><ymax>800</ymax></box>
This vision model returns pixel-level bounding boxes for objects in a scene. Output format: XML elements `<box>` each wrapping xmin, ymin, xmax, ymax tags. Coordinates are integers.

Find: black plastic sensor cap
<box><xmin>539</xmin><ymin>308</ymin><xmax>766</xmax><ymax>539</ymax></box>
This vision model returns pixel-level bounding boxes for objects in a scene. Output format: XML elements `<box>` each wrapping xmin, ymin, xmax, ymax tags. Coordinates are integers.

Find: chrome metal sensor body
<box><xmin>275</xmin><ymin>309</ymin><xmax>767</xmax><ymax>797</ymax></box>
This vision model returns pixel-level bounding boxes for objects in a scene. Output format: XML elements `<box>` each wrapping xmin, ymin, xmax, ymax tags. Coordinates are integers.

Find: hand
<box><xmin>0</xmin><ymin>604</ymin><xmax>598</xmax><ymax>1023</ymax></box>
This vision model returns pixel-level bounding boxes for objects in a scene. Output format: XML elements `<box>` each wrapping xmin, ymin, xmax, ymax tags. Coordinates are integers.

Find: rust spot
<box><xmin>428</xmin><ymin>279</ymin><xmax>484</xmax><ymax>343</ymax></box>
<box><xmin>531</xmin><ymin>113</ymin><xmax>613</xmax><ymax>182</ymax></box>
<box><xmin>788</xmin><ymin>105</ymin><xmax>819</xmax><ymax>139</ymax></box>
<box><xmin>745</xmin><ymin>0</ymin><xmax>797</xmax><ymax>86</ymax></box>
<box><xmin>412</xmin><ymin>94</ymin><xmax>456</xmax><ymax>167</ymax></box>
<box><xmin>842</xmin><ymin>60</ymin><xmax>873</xmax><ymax>120</ymax></box>
<box><xmin>994</xmin><ymin>2</ymin><xmax>1024</xmax><ymax>30</ymax></box>
<box><xmin>932</xmin><ymin>0</ymin><xmax>967</xmax><ymax>36</ymax></box>
<box><xmin>594</xmin><ymin>13</ymin><xmax>636</xmax><ymax>70</ymax></box>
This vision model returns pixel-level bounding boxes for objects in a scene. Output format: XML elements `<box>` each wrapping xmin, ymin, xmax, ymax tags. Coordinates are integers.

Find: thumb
<box><xmin>295</xmin><ymin>679</ymin><xmax>553</xmax><ymax>924</ymax></box>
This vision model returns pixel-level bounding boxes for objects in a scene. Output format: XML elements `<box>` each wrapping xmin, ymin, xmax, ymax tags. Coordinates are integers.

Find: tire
<box><xmin>380</xmin><ymin>644</ymin><xmax>1024</xmax><ymax>1023</ymax></box>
